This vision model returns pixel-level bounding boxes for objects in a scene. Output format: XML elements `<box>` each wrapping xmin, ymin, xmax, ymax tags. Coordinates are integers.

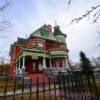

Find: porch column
<box><xmin>18</xmin><ymin>60</ymin><xmax>21</xmax><ymax>74</ymax></box>
<box><xmin>62</xmin><ymin>59</ymin><xmax>65</xmax><ymax>67</ymax></box>
<box><xmin>22</xmin><ymin>56</ymin><xmax>25</xmax><ymax>69</ymax></box>
<box><xmin>49</xmin><ymin>58</ymin><xmax>52</xmax><ymax>68</ymax></box>
<box><xmin>21</xmin><ymin>56</ymin><xmax>26</xmax><ymax>75</ymax></box>
<box><xmin>65</xmin><ymin>56</ymin><xmax>70</xmax><ymax>69</ymax></box>
<box><xmin>43</xmin><ymin>56</ymin><xmax>46</xmax><ymax>69</ymax></box>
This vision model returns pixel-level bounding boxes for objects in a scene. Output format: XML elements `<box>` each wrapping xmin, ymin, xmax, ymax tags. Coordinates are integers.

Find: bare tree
<box><xmin>66</xmin><ymin>0</ymin><xmax>100</xmax><ymax>24</ymax></box>
<box><xmin>0</xmin><ymin>0</ymin><xmax>12</xmax><ymax>31</ymax></box>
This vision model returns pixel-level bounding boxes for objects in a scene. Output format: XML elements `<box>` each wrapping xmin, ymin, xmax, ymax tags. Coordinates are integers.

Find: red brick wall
<box><xmin>45</xmin><ymin>42</ymin><xmax>55</xmax><ymax>50</ymax></box>
<box><xmin>10</xmin><ymin>45</ymin><xmax>23</xmax><ymax>77</ymax></box>
<box><xmin>59</xmin><ymin>43</ymin><xmax>67</xmax><ymax>49</ymax></box>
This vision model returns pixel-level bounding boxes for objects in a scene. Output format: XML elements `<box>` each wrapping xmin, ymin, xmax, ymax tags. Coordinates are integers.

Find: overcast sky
<box><xmin>0</xmin><ymin>0</ymin><xmax>100</xmax><ymax>63</ymax></box>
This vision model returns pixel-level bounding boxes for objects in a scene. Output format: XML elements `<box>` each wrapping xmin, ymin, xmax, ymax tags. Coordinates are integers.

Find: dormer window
<box><xmin>37</xmin><ymin>43</ymin><xmax>43</xmax><ymax>48</ymax></box>
<box><xmin>32</xmin><ymin>42</ymin><xmax>43</xmax><ymax>48</ymax></box>
<box><xmin>32</xmin><ymin>38</ymin><xmax>44</xmax><ymax>48</ymax></box>
<box><xmin>32</xmin><ymin>42</ymin><xmax>35</xmax><ymax>46</ymax></box>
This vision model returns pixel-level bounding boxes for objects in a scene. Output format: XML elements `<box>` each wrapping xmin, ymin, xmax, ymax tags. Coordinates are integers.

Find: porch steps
<box><xmin>42</xmin><ymin>68</ymin><xmax>68</xmax><ymax>80</ymax></box>
<box><xmin>28</xmin><ymin>73</ymin><xmax>49</xmax><ymax>84</ymax></box>
<box><xmin>16</xmin><ymin>73</ymin><xmax>50</xmax><ymax>86</ymax></box>
<box><xmin>42</xmin><ymin>68</ymin><xmax>59</xmax><ymax>78</ymax></box>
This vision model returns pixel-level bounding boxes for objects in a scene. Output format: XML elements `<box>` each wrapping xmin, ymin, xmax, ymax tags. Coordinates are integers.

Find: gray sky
<box><xmin>0</xmin><ymin>0</ymin><xmax>100</xmax><ymax>63</ymax></box>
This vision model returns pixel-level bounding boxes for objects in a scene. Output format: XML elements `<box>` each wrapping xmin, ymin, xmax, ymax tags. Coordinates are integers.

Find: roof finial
<box><xmin>26</xmin><ymin>34</ymin><xmax>27</xmax><ymax>39</ymax></box>
<box><xmin>55</xmin><ymin>20</ymin><xmax>58</xmax><ymax>26</ymax></box>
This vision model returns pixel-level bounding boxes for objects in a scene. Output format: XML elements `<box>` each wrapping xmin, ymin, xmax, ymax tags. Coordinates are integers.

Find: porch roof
<box><xmin>15</xmin><ymin>46</ymin><xmax>50</xmax><ymax>62</ymax></box>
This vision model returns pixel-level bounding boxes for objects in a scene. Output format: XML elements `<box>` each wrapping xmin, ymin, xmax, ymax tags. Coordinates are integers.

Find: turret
<box><xmin>53</xmin><ymin>25</ymin><xmax>67</xmax><ymax>43</ymax></box>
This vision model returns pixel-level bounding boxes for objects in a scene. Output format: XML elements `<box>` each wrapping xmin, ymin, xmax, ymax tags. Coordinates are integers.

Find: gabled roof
<box><xmin>29</xmin><ymin>24</ymin><xmax>47</xmax><ymax>37</ymax></box>
<box><xmin>29</xmin><ymin>24</ymin><xmax>56</xmax><ymax>40</ymax></box>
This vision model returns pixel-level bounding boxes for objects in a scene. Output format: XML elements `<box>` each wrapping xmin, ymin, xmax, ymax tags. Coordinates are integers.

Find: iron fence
<box><xmin>0</xmin><ymin>71</ymin><xmax>100</xmax><ymax>100</ymax></box>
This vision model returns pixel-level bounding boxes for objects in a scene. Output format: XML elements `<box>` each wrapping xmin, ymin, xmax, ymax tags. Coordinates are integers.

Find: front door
<box><xmin>32</xmin><ymin>60</ymin><xmax>39</xmax><ymax>73</ymax></box>
<box><xmin>38</xmin><ymin>57</ymin><xmax>43</xmax><ymax>70</ymax></box>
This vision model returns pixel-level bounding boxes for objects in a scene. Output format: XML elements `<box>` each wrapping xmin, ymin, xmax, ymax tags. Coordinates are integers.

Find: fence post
<box><xmin>54</xmin><ymin>76</ymin><xmax>57</xmax><ymax>100</ymax></box>
<box><xmin>29</xmin><ymin>78</ymin><xmax>32</xmax><ymax>100</ymax></box>
<box><xmin>58</xmin><ymin>72</ymin><xmax>62</xmax><ymax>100</ymax></box>
<box><xmin>3</xmin><ymin>76</ymin><xmax>8</xmax><ymax>100</ymax></box>
<box><xmin>36</xmin><ymin>78</ymin><xmax>39</xmax><ymax>100</ymax></box>
<box><xmin>62</xmin><ymin>73</ymin><xmax>67</xmax><ymax>100</ymax></box>
<box><xmin>73</xmin><ymin>72</ymin><xmax>80</xmax><ymax>100</ymax></box>
<box><xmin>83</xmin><ymin>73</ymin><xmax>91</xmax><ymax>97</ymax></box>
<box><xmin>86</xmin><ymin>72</ymin><xmax>93</xmax><ymax>97</ymax></box>
<box><xmin>65</xmin><ymin>73</ymin><xmax>71</xmax><ymax>100</ymax></box>
<box><xmin>91</xmin><ymin>73</ymin><xmax>99</xmax><ymax>99</ymax></box>
<box><xmin>13</xmin><ymin>77</ymin><xmax>17</xmax><ymax>100</ymax></box>
<box><xmin>21</xmin><ymin>77</ymin><xmax>24</xmax><ymax>100</ymax></box>
<box><xmin>80</xmin><ymin>71</ymin><xmax>87</xmax><ymax>99</ymax></box>
<box><xmin>43</xmin><ymin>77</ymin><xmax>45</xmax><ymax>100</ymax></box>
<box><xmin>48</xmin><ymin>77</ymin><xmax>51</xmax><ymax>100</ymax></box>
<box><xmin>77</xmin><ymin>71</ymin><xmax>84</xmax><ymax>100</ymax></box>
<box><xmin>71</xmin><ymin>72</ymin><xmax>76</xmax><ymax>99</ymax></box>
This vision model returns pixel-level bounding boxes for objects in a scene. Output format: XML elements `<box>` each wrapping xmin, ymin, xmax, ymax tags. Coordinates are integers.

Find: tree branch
<box><xmin>0</xmin><ymin>0</ymin><xmax>12</xmax><ymax>11</ymax></box>
<box><xmin>70</xmin><ymin>4</ymin><xmax>100</xmax><ymax>24</ymax></box>
<box><xmin>0</xmin><ymin>0</ymin><xmax>12</xmax><ymax>31</ymax></box>
<box><xmin>0</xmin><ymin>20</ymin><xmax>11</xmax><ymax>31</ymax></box>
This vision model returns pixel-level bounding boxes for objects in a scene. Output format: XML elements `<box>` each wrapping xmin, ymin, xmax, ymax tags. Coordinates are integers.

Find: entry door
<box><xmin>32</xmin><ymin>60</ymin><xmax>39</xmax><ymax>72</ymax></box>
<box><xmin>35</xmin><ymin>60</ymin><xmax>39</xmax><ymax>71</ymax></box>
<box><xmin>38</xmin><ymin>58</ymin><xmax>43</xmax><ymax>70</ymax></box>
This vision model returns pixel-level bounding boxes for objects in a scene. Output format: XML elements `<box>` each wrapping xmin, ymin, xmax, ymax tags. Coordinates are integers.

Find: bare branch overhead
<box><xmin>0</xmin><ymin>0</ymin><xmax>12</xmax><ymax>32</ymax></box>
<box><xmin>70</xmin><ymin>4</ymin><xmax>100</xmax><ymax>24</ymax></box>
<box><xmin>0</xmin><ymin>0</ymin><xmax>12</xmax><ymax>11</ymax></box>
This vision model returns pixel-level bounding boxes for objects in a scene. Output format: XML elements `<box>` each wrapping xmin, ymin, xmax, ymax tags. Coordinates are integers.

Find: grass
<box><xmin>0</xmin><ymin>77</ymin><xmax>60</xmax><ymax>100</ymax></box>
<box><xmin>0</xmin><ymin>77</ymin><xmax>21</xmax><ymax>93</ymax></box>
<box><xmin>0</xmin><ymin>93</ymin><xmax>59</xmax><ymax>100</ymax></box>
<box><xmin>0</xmin><ymin>74</ymin><xmax>100</xmax><ymax>99</ymax></box>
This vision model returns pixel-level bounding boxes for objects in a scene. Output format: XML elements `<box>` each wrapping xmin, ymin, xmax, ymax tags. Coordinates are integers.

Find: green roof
<box><xmin>29</xmin><ymin>24</ymin><xmax>55</xmax><ymax>40</ymax></box>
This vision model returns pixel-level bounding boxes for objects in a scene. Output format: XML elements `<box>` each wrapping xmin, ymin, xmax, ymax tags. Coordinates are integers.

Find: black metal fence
<box><xmin>0</xmin><ymin>71</ymin><xmax>100</xmax><ymax>100</ymax></box>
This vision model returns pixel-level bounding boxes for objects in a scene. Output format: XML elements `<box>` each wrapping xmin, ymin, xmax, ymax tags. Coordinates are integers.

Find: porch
<box><xmin>14</xmin><ymin>46</ymin><xmax>69</xmax><ymax>76</ymax></box>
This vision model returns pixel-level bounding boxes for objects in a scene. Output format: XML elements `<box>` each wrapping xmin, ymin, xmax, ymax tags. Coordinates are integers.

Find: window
<box><xmin>56</xmin><ymin>36</ymin><xmax>66</xmax><ymax>43</ymax></box>
<box><xmin>32</xmin><ymin>42</ymin><xmax>35</xmax><ymax>46</ymax></box>
<box><xmin>32</xmin><ymin>39</ymin><xmax>44</xmax><ymax>48</ymax></box>
<box><xmin>37</xmin><ymin>43</ymin><xmax>43</xmax><ymax>47</ymax></box>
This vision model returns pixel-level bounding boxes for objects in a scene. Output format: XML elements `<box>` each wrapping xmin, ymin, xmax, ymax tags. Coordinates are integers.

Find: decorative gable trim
<box><xmin>22</xmin><ymin>45</ymin><xmax>45</xmax><ymax>52</ymax></box>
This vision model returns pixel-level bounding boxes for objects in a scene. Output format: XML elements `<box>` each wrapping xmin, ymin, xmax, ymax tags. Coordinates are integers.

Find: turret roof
<box><xmin>53</xmin><ymin>26</ymin><xmax>66</xmax><ymax>37</ymax></box>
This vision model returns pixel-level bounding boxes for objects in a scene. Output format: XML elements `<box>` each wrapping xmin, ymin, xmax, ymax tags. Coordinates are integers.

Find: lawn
<box><xmin>0</xmin><ymin>93</ymin><xmax>60</xmax><ymax>100</ymax></box>
<box><xmin>0</xmin><ymin>93</ymin><xmax>63</xmax><ymax>100</ymax></box>
<box><xmin>0</xmin><ymin>77</ymin><xmax>61</xmax><ymax>100</ymax></box>
<box><xmin>0</xmin><ymin>77</ymin><xmax>21</xmax><ymax>93</ymax></box>
<box><xmin>0</xmin><ymin>74</ymin><xmax>100</xmax><ymax>100</ymax></box>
